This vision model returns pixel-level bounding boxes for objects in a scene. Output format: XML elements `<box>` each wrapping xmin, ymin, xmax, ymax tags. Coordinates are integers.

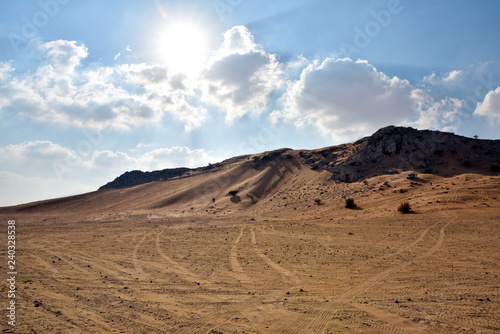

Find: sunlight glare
<box><xmin>157</xmin><ymin>22</ymin><xmax>207</xmax><ymax>75</ymax></box>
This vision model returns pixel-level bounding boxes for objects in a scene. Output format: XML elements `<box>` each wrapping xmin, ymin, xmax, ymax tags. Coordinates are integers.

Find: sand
<box><xmin>1</xmin><ymin>169</ymin><xmax>499</xmax><ymax>333</ymax></box>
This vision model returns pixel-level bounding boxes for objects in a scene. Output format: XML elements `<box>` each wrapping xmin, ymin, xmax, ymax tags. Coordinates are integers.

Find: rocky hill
<box><xmin>99</xmin><ymin>154</ymin><xmax>252</xmax><ymax>190</ymax></box>
<box><xmin>101</xmin><ymin>126</ymin><xmax>500</xmax><ymax>189</ymax></box>
<box><xmin>302</xmin><ymin>126</ymin><xmax>500</xmax><ymax>182</ymax></box>
<box><xmin>99</xmin><ymin>168</ymin><xmax>192</xmax><ymax>190</ymax></box>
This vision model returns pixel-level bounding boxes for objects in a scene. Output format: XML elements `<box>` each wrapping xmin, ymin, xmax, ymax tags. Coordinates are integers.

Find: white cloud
<box><xmin>403</xmin><ymin>98</ymin><xmax>463</xmax><ymax>133</ymax></box>
<box><xmin>168</xmin><ymin>96</ymin><xmax>207</xmax><ymax>132</ymax></box>
<box><xmin>142</xmin><ymin>147</ymin><xmax>217</xmax><ymax>170</ymax></box>
<box><xmin>201</xmin><ymin>26</ymin><xmax>283</xmax><ymax>121</ymax></box>
<box><xmin>424</xmin><ymin>70</ymin><xmax>463</xmax><ymax>85</ymax></box>
<box><xmin>474</xmin><ymin>87</ymin><xmax>500</xmax><ymax>121</ymax></box>
<box><xmin>118</xmin><ymin>63</ymin><xmax>169</xmax><ymax>86</ymax></box>
<box><xmin>38</xmin><ymin>40</ymin><xmax>88</xmax><ymax>72</ymax></box>
<box><xmin>0</xmin><ymin>57</ymin><xmax>209</xmax><ymax>130</ymax></box>
<box><xmin>6</xmin><ymin>67</ymin><xmax>162</xmax><ymax>129</ymax></box>
<box><xmin>0</xmin><ymin>141</ymin><xmax>76</xmax><ymax>177</ymax></box>
<box><xmin>0</xmin><ymin>62</ymin><xmax>14</xmax><ymax>82</ymax></box>
<box><xmin>216</xmin><ymin>25</ymin><xmax>257</xmax><ymax>56</ymax></box>
<box><xmin>0</xmin><ymin>38</ymin><xmax>215</xmax><ymax>131</ymax></box>
<box><xmin>443</xmin><ymin>70</ymin><xmax>463</xmax><ymax>82</ymax></box>
<box><xmin>88</xmin><ymin>146</ymin><xmax>218</xmax><ymax>172</ymax></box>
<box><xmin>274</xmin><ymin>57</ymin><xmax>423</xmax><ymax>142</ymax></box>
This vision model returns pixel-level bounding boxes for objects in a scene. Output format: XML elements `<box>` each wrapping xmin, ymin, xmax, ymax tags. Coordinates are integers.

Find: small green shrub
<box><xmin>314</xmin><ymin>198</ymin><xmax>322</xmax><ymax>205</ymax></box>
<box><xmin>398</xmin><ymin>201</ymin><xmax>412</xmax><ymax>214</ymax></box>
<box><xmin>345</xmin><ymin>198</ymin><xmax>356</xmax><ymax>209</ymax></box>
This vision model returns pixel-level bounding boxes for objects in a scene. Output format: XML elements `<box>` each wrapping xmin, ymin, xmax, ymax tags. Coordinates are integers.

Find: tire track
<box><xmin>229</xmin><ymin>225</ymin><xmax>251</xmax><ymax>284</ymax></box>
<box><xmin>28</xmin><ymin>285</ymin><xmax>116</xmax><ymax>333</ymax></box>
<box><xmin>352</xmin><ymin>303</ymin><xmax>423</xmax><ymax>334</ymax></box>
<box><xmin>250</xmin><ymin>226</ymin><xmax>301</xmax><ymax>284</ymax></box>
<box><xmin>282</xmin><ymin>221</ymin><xmax>451</xmax><ymax>334</ymax></box>
<box><xmin>58</xmin><ymin>249</ymin><xmax>138</xmax><ymax>284</ymax></box>
<box><xmin>41</xmin><ymin>249</ymin><xmax>96</xmax><ymax>278</ymax></box>
<box><xmin>155</xmin><ymin>229</ymin><xmax>214</xmax><ymax>286</ymax></box>
<box><xmin>437</xmin><ymin>313</ymin><xmax>500</xmax><ymax>333</ymax></box>
<box><xmin>172</xmin><ymin>225</ymin><xmax>301</xmax><ymax>334</ymax></box>
<box><xmin>132</xmin><ymin>232</ymin><xmax>151</xmax><ymax>278</ymax></box>
<box><xmin>24</xmin><ymin>252</ymin><xmax>62</xmax><ymax>276</ymax></box>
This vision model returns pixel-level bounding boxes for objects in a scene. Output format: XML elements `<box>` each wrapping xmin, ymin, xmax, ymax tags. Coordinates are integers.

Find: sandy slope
<box><xmin>1</xmin><ymin>166</ymin><xmax>499</xmax><ymax>333</ymax></box>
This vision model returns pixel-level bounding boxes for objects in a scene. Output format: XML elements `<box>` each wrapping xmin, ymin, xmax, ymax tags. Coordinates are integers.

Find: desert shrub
<box><xmin>314</xmin><ymin>198</ymin><xmax>322</xmax><ymax>205</ymax></box>
<box><xmin>398</xmin><ymin>201</ymin><xmax>412</xmax><ymax>214</ymax></box>
<box><xmin>345</xmin><ymin>198</ymin><xmax>356</xmax><ymax>209</ymax></box>
<box><xmin>228</xmin><ymin>190</ymin><xmax>239</xmax><ymax>196</ymax></box>
<box><xmin>491</xmin><ymin>165</ymin><xmax>500</xmax><ymax>173</ymax></box>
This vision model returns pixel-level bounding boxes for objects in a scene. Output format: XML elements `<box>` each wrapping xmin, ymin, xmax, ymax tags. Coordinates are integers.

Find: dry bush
<box><xmin>398</xmin><ymin>201</ymin><xmax>412</xmax><ymax>214</ymax></box>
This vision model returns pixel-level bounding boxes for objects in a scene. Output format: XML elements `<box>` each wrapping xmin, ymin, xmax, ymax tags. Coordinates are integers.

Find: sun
<box><xmin>157</xmin><ymin>22</ymin><xmax>208</xmax><ymax>75</ymax></box>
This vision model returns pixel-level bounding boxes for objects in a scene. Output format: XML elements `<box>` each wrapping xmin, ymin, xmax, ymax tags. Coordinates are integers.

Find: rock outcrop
<box><xmin>302</xmin><ymin>126</ymin><xmax>500</xmax><ymax>182</ymax></box>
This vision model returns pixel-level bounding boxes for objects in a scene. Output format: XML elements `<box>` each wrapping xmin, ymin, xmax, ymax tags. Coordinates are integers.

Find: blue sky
<box><xmin>1</xmin><ymin>0</ymin><xmax>499</xmax><ymax>206</ymax></box>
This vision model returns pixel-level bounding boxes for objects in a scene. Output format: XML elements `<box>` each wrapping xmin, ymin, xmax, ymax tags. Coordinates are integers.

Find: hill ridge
<box><xmin>100</xmin><ymin>126</ymin><xmax>500</xmax><ymax>189</ymax></box>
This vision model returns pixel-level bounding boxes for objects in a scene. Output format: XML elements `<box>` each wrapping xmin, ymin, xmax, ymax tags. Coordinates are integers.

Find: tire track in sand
<box><xmin>250</xmin><ymin>226</ymin><xmax>301</xmax><ymax>284</ymax></box>
<box><xmin>282</xmin><ymin>221</ymin><xmax>452</xmax><ymax>334</ymax></box>
<box><xmin>132</xmin><ymin>232</ymin><xmax>151</xmax><ymax>278</ymax></box>
<box><xmin>155</xmin><ymin>229</ymin><xmax>214</xmax><ymax>287</ymax></box>
<box><xmin>229</xmin><ymin>225</ymin><xmax>251</xmax><ymax>283</ymax></box>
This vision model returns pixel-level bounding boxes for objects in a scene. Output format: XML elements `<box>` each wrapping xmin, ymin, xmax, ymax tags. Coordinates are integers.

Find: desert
<box><xmin>1</xmin><ymin>126</ymin><xmax>499</xmax><ymax>333</ymax></box>
<box><xmin>2</xmin><ymin>2</ymin><xmax>500</xmax><ymax>333</ymax></box>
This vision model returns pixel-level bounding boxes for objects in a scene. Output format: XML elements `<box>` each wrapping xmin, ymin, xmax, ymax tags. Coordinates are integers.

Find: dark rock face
<box><xmin>325</xmin><ymin>126</ymin><xmax>500</xmax><ymax>182</ymax></box>
<box><xmin>99</xmin><ymin>168</ymin><xmax>192</xmax><ymax>190</ymax></box>
<box><xmin>98</xmin><ymin>154</ymin><xmax>250</xmax><ymax>190</ymax></box>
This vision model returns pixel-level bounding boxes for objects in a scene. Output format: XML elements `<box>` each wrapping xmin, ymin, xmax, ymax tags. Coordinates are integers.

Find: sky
<box><xmin>1</xmin><ymin>0</ymin><xmax>500</xmax><ymax>206</ymax></box>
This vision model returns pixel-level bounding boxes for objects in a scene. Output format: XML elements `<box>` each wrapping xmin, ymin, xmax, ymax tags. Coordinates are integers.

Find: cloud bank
<box><xmin>0</xmin><ymin>27</ymin><xmax>479</xmax><ymax>139</ymax></box>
